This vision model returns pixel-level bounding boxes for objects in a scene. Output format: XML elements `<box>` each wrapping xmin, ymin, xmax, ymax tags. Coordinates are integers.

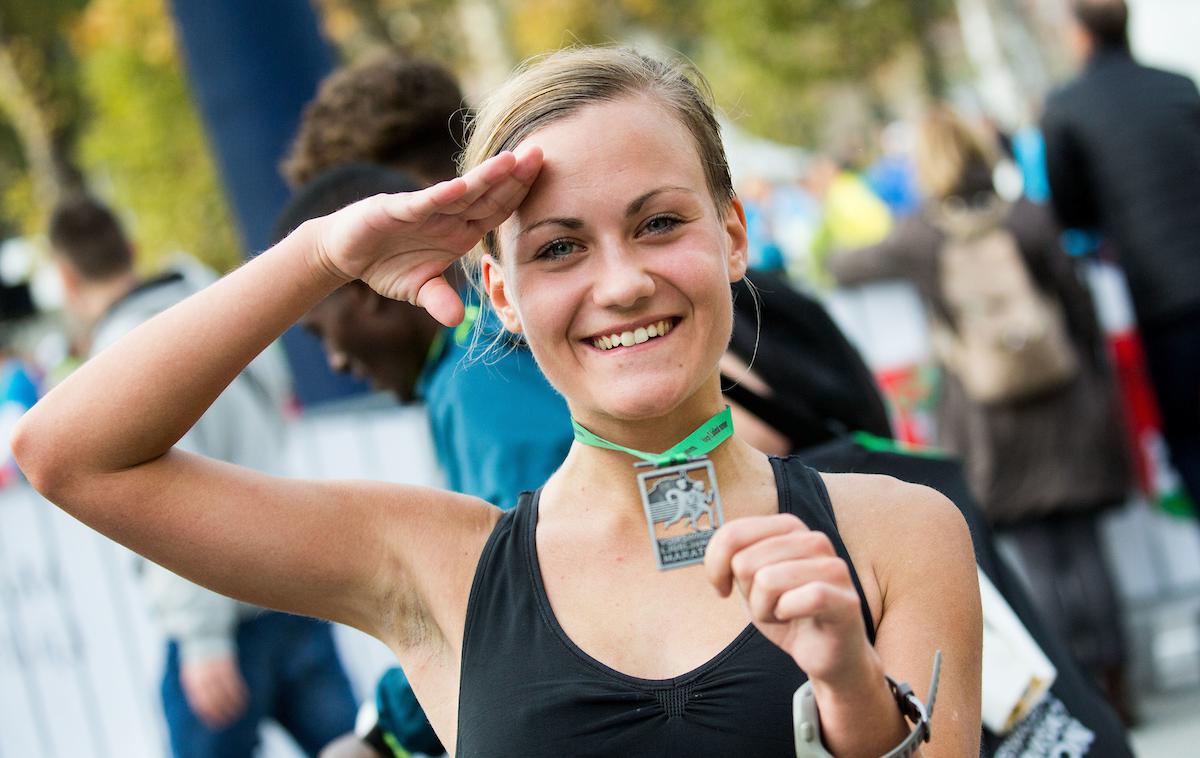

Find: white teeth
<box><xmin>592</xmin><ymin>320</ymin><xmax>675</xmax><ymax>350</ymax></box>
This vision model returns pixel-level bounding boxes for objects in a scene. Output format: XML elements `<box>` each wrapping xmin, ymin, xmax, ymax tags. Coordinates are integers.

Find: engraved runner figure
<box><xmin>664</xmin><ymin>473</ymin><xmax>715</xmax><ymax>530</ymax></box>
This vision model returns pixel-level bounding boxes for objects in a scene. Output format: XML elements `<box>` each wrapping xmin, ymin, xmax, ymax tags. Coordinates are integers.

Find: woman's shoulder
<box><xmin>819</xmin><ymin>471</ymin><xmax>976</xmax><ymax>633</ymax></box>
<box><xmin>816</xmin><ymin>467</ymin><xmax>964</xmax><ymax>544</ymax></box>
<box><xmin>818</xmin><ymin>471</ymin><xmax>973</xmax><ymax>569</ymax></box>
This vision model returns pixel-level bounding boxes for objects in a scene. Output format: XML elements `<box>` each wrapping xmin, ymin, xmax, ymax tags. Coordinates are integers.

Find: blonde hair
<box><xmin>461</xmin><ymin>47</ymin><xmax>734</xmax><ymax>272</ymax></box>
<box><xmin>913</xmin><ymin>105</ymin><xmax>998</xmax><ymax>201</ymax></box>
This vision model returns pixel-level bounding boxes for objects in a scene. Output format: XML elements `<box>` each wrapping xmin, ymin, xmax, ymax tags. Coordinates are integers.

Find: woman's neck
<box><xmin>568</xmin><ymin>380</ymin><xmax>728</xmax><ymax>455</ymax></box>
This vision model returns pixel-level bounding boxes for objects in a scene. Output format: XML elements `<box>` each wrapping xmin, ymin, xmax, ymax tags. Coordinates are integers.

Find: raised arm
<box><xmin>12</xmin><ymin>147</ymin><xmax>543</xmax><ymax>643</ymax></box>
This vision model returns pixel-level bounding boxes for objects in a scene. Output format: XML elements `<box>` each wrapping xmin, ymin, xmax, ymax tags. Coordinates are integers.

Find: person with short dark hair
<box><xmin>1041</xmin><ymin>0</ymin><xmax>1200</xmax><ymax>511</ymax></box>
<box><xmin>276</xmin><ymin>165</ymin><xmax>440</xmax><ymax>404</ymax></box>
<box><xmin>47</xmin><ymin>197</ymin><xmax>136</xmax><ymax>281</ymax></box>
<box><xmin>47</xmin><ymin>193</ymin><xmax>357</xmax><ymax>758</ymax></box>
<box><xmin>282</xmin><ymin>53</ymin><xmax>467</xmax><ymax>188</ymax></box>
<box><xmin>283</xmin><ymin>56</ymin><xmax>577</xmax><ymax>758</ymax></box>
<box><xmin>1070</xmin><ymin>0</ymin><xmax>1129</xmax><ymax>49</ymax></box>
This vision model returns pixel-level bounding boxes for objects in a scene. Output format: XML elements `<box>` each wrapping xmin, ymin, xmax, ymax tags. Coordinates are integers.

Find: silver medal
<box><xmin>637</xmin><ymin>458</ymin><xmax>725</xmax><ymax>570</ymax></box>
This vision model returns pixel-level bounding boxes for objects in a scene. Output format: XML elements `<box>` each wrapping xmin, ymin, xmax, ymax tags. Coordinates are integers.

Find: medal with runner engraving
<box><xmin>572</xmin><ymin>406</ymin><xmax>733</xmax><ymax>570</ymax></box>
<box><xmin>636</xmin><ymin>458</ymin><xmax>725</xmax><ymax>569</ymax></box>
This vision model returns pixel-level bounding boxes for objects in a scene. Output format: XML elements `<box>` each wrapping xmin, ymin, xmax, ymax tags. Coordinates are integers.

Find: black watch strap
<box><xmin>793</xmin><ymin>650</ymin><xmax>942</xmax><ymax>758</ymax></box>
<box><xmin>880</xmin><ymin>649</ymin><xmax>942</xmax><ymax>758</ymax></box>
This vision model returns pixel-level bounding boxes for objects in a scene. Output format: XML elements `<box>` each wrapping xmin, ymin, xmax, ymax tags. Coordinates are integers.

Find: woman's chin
<box><xmin>577</xmin><ymin>381</ymin><xmax>699</xmax><ymax>425</ymax></box>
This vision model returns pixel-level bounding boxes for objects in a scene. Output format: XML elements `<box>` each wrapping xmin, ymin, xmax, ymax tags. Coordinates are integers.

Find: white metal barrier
<box><xmin>0</xmin><ymin>399</ymin><xmax>441</xmax><ymax>758</ymax></box>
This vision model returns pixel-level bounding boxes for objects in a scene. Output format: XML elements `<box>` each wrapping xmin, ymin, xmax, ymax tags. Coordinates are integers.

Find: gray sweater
<box><xmin>90</xmin><ymin>264</ymin><xmax>292</xmax><ymax>662</ymax></box>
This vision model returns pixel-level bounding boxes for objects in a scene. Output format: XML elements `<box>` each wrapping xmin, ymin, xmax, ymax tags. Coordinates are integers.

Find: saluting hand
<box><xmin>312</xmin><ymin>146</ymin><xmax>544</xmax><ymax>327</ymax></box>
<box><xmin>704</xmin><ymin>513</ymin><xmax>878</xmax><ymax>688</ymax></box>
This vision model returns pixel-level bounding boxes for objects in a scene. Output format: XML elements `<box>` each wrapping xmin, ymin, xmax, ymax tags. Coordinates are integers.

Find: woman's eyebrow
<box><xmin>517</xmin><ymin>186</ymin><xmax>697</xmax><ymax>238</ymax></box>
<box><xmin>625</xmin><ymin>186</ymin><xmax>694</xmax><ymax>217</ymax></box>
<box><xmin>518</xmin><ymin>216</ymin><xmax>584</xmax><ymax>238</ymax></box>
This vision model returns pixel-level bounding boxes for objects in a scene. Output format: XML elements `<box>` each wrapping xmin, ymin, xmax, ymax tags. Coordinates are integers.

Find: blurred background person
<box><xmin>803</xmin><ymin>154</ymin><xmax>893</xmax><ymax>285</ymax></box>
<box><xmin>1041</xmin><ymin>0</ymin><xmax>1200</xmax><ymax>512</ymax></box>
<box><xmin>830</xmin><ymin>106</ymin><xmax>1135</xmax><ymax>719</ymax></box>
<box><xmin>47</xmin><ymin>194</ymin><xmax>356</xmax><ymax>758</ymax></box>
<box><xmin>282</xmin><ymin>52</ymin><xmax>466</xmax><ymax>190</ymax></box>
<box><xmin>281</xmin><ymin>52</ymin><xmax>572</xmax><ymax>510</ymax></box>
<box><xmin>864</xmin><ymin>121</ymin><xmax>922</xmax><ymax>219</ymax></box>
<box><xmin>737</xmin><ymin>176</ymin><xmax>788</xmax><ymax>275</ymax></box>
<box><xmin>276</xmin><ymin>164</ymin><xmax>457</xmax><ymax>758</ymax></box>
<box><xmin>0</xmin><ymin>280</ymin><xmax>39</xmax><ymax>488</ymax></box>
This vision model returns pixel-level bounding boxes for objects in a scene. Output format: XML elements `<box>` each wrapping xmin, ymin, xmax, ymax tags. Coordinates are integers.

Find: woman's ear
<box><xmin>480</xmin><ymin>254</ymin><xmax>523</xmax><ymax>334</ymax></box>
<box><xmin>724</xmin><ymin>196</ymin><xmax>750</xmax><ymax>283</ymax></box>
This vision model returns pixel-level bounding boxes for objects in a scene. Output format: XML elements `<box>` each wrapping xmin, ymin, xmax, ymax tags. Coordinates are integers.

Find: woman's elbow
<box><xmin>10</xmin><ymin>411</ymin><xmax>74</xmax><ymax>500</ymax></box>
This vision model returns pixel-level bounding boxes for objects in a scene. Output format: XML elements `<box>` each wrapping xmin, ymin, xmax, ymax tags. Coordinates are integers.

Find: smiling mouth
<box><xmin>589</xmin><ymin>318</ymin><xmax>677</xmax><ymax>351</ymax></box>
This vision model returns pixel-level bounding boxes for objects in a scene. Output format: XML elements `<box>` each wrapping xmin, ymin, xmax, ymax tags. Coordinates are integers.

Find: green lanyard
<box><xmin>571</xmin><ymin>406</ymin><xmax>734</xmax><ymax>467</ymax></box>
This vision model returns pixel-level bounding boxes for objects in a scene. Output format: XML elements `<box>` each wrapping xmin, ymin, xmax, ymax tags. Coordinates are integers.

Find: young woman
<box><xmin>14</xmin><ymin>49</ymin><xmax>980</xmax><ymax>757</ymax></box>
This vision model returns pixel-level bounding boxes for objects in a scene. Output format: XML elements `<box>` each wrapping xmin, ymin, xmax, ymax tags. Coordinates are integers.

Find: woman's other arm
<box><xmin>825</xmin><ymin>473</ymin><xmax>983</xmax><ymax>756</ymax></box>
<box><xmin>706</xmin><ymin>474</ymin><xmax>981</xmax><ymax>757</ymax></box>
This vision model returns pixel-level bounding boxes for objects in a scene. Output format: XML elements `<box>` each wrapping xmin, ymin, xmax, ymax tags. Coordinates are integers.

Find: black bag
<box><xmin>726</xmin><ymin>272</ymin><xmax>892</xmax><ymax>449</ymax></box>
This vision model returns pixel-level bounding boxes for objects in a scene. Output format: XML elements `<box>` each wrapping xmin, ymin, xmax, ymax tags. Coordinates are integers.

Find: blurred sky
<box><xmin>1130</xmin><ymin>0</ymin><xmax>1200</xmax><ymax>81</ymax></box>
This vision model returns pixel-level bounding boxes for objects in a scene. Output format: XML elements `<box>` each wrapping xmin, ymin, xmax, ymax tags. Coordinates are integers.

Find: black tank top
<box><xmin>456</xmin><ymin>457</ymin><xmax>875</xmax><ymax>757</ymax></box>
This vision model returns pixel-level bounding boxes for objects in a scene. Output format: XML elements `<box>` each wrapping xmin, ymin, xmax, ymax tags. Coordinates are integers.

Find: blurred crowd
<box><xmin>2</xmin><ymin>0</ymin><xmax>1199</xmax><ymax>757</ymax></box>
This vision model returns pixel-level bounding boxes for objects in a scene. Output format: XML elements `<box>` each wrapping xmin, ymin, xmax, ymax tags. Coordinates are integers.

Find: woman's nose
<box><xmin>591</xmin><ymin>242</ymin><xmax>655</xmax><ymax>309</ymax></box>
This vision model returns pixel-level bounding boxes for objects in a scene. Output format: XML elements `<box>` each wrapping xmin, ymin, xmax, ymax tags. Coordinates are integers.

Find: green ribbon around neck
<box><xmin>571</xmin><ymin>406</ymin><xmax>734</xmax><ymax>467</ymax></box>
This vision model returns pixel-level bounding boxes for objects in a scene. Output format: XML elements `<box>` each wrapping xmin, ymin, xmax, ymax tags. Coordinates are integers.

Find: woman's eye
<box><xmin>641</xmin><ymin>215</ymin><xmax>682</xmax><ymax>235</ymax></box>
<box><xmin>537</xmin><ymin>239</ymin><xmax>578</xmax><ymax>260</ymax></box>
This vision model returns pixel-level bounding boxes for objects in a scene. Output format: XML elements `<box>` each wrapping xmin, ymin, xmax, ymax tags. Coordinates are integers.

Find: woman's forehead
<box><xmin>506</xmin><ymin>98</ymin><xmax>707</xmax><ymax>221</ymax></box>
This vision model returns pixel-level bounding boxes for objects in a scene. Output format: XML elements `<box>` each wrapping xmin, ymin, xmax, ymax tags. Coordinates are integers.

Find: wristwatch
<box><xmin>793</xmin><ymin>650</ymin><xmax>942</xmax><ymax>758</ymax></box>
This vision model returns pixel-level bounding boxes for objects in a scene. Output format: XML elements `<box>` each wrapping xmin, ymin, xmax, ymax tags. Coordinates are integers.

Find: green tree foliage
<box><xmin>320</xmin><ymin>0</ymin><xmax>951</xmax><ymax>147</ymax></box>
<box><xmin>501</xmin><ymin>0</ymin><xmax>952</xmax><ymax>144</ymax></box>
<box><xmin>0</xmin><ymin>0</ymin><xmax>239</xmax><ymax>274</ymax></box>
<box><xmin>0</xmin><ymin>0</ymin><xmax>88</xmax><ymax>233</ymax></box>
<box><xmin>317</xmin><ymin>0</ymin><xmax>478</xmax><ymax>67</ymax></box>
<box><xmin>71</xmin><ymin>0</ymin><xmax>240</xmax><ymax>273</ymax></box>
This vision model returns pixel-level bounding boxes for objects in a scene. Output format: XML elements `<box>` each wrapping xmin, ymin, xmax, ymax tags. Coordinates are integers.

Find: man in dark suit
<box><xmin>1041</xmin><ymin>0</ymin><xmax>1200</xmax><ymax>511</ymax></box>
